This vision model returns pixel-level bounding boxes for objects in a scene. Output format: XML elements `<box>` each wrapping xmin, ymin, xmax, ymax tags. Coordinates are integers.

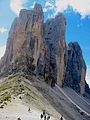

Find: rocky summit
<box><xmin>0</xmin><ymin>3</ymin><xmax>89</xmax><ymax>96</ymax></box>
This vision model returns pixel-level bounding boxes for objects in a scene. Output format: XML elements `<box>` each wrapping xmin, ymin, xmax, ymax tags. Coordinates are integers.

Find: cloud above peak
<box><xmin>10</xmin><ymin>0</ymin><xmax>90</xmax><ymax>18</ymax></box>
<box><xmin>10</xmin><ymin>0</ymin><xmax>27</xmax><ymax>16</ymax></box>
<box><xmin>54</xmin><ymin>0</ymin><xmax>90</xmax><ymax>18</ymax></box>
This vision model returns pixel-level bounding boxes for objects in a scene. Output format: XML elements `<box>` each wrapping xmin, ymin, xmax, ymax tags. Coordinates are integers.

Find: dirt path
<box><xmin>0</xmin><ymin>98</ymin><xmax>55</xmax><ymax>120</ymax></box>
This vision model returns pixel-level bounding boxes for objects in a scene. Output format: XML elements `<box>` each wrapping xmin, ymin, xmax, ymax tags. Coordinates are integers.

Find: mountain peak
<box><xmin>34</xmin><ymin>3</ymin><xmax>43</xmax><ymax>12</ymax></box>
<box><xmin>0</xmin><ymin>4</ymin><xmax>89</xmax><ymax>96</ymax></box>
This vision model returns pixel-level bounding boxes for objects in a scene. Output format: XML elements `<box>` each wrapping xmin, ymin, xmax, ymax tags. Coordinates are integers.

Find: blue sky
<box><xmin>0</xmin><ymin>0</ymin><xmax>90</xmax><ymax>85</ymax></box>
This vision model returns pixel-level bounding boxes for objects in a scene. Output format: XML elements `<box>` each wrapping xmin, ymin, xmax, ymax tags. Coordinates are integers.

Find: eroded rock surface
<box><xmin>0</xmin><ymin>4</ymin><xmax>89</xmax><ymax>95</ymax></box>
<box><xmin>64</xmin><ymin>42</ymin><xmax>86</xmax><ymax>94</ymax></box>
<box><xmin>0</xmin><ymin>4</ymin><xmax>44</xmax><ymax>75</ymax></box>
<box><xmin>44</xmin><ymin>14</ymin><xmax>67</xmax><ymax>86</ymax></box>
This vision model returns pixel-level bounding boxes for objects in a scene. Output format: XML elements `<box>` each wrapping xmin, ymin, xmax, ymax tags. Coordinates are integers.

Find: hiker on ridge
<box><xmin>40</xmin><ymin>113</ymin><xmax>43</xmax><ymax>119</ymax></box>
<box><xmin>60</xmin><ymin>116</ymin><xmax>63</xmax><ymax>120</ymax></box>
<box><xmin>47</xmin><ymin>114</ymin><xmax>50</xmax><ymax>120</ymax></box>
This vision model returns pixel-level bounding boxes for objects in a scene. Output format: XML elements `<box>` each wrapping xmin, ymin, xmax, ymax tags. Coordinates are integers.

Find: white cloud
<box><xmin>43</xmin><ymin>8</ymin><xmax>48</xmax><ymax>12</ymax></box>
<box><xmin>45</xmin><ymin>0</ymin><xmax>90</xmax><ymax>18</ymax></box>
<box><xmin>0</xmin><ymin>45</ymin><xmax>6</xmax><ymax>59</ymax></box>
<box><xmin>10</xmin><ymin>0</ymin><xmax>27</xmax><ymax>16</ymax></box>
<box><xmin>10</xmin><ymin>0</ymin><xmax>90</xmax><ymax>17</ymax></box>
<box><xmin>54</xmin><ymin>0</ymin><xmax>90</xmax><ymax>18</ymax></box>
<box><xmin>45</xmin><ymin>1</ymin><xmax>54</xmax><ymax>7</ymax></box>
<box><xmin>0</xmin><ymin>27</ymin><xmax>7</xmax><ymax>34</ymax></box>
<box><xmin>44</xmin><ymin>1</ymin><xmax>54</xmax><ymax>13</ymax></box>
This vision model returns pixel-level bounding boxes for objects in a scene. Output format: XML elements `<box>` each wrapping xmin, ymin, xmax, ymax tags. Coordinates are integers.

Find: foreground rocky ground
<box><xmin>0</xmin><ymin>73</ymin><xmax>90</xmax><ymax>120</ymax></box>
<box><xmin>0</xmin><ymin>97</ymin><xmax>57</xmax><ymax>120</ymax></box>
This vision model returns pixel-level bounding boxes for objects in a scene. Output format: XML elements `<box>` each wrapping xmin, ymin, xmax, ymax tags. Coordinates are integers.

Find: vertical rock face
<box><xmin>64</xmin><ymin>42</ymin><xmax>86</xmax><ymax>94</ymax></box>
<box><xmin>44</xmin><ymin>14</ymin><xmax>67</xmax><ymax>86</ymax></box>
<box><xmin>0</xmin><ymin>18</ymin><xmax>18</xmax><ymax>75</ymax></box>
<box><xmin>13</xmin><ymin>3</ymin><xmax>44</xmax><ymax>66</ymax></box>
<box><xmin>0</xmin><ymin>4</ymin><xmax>89</xmax><ymax>95</ymax></box>
<box><xmin>0</xmin><ymin>3</ymin><xmax>44</xmax><ymax>75</ymax></box>
<box><xmin>0</xmin><ymin>6</ymin><xmax>67</xmax><ymax>87</ymax></box>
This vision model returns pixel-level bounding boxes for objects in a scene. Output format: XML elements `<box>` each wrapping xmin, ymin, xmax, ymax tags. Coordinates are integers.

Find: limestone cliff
<box><xmin>64</xmin><ymin>42</ymin><xmax>86</xmax><ymax>94</ymax></box>
<box><xmin>0</xmin><ymin>4</ymin><xmax>44</xmax><ymax>75</ymax></box>
<box><xmin>44</xmin><ymin>14</ymin><xmax>66</xmax><ymax>87</ymax></box>
<box><xmin>0</xmin><ymin>4</ymin><xmax>67</xmax><ymax>88</ymax></box>
<box><xmin>0</xmin><ymin>4</ymin><xmax>89</xmax><ymax>95</ymax></box>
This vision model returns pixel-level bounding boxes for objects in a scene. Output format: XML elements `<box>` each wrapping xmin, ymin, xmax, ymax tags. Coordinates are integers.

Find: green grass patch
<box><xmin>0</xmin><ymin>92</ymin><xmax>11</xmax><ymax>103</ymax></box>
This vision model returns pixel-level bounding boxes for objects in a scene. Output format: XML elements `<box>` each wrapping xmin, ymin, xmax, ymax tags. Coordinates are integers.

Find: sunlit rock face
<box><xmin>0</xmin><ymin>18</ymin><xmax>18</xmax><ymax>75</ymax></box>
<box><xmin>64</xmin><ymin>42</ymin><xmax>86</xmax><ymax>94</ymax></box>
<box><xmin>0</xmin><ymin>4</ymin><xmax>67</xmax><ymax>87</ymax></box>
<box><xmin>0</xmin><ymin>4</ymin><xmax>89</xmax><ymax>95</ymax></box>
<box><xmin>0</xmin><ymin>4</ymin><xmax>45</xmax><ymax>75</ymax></box>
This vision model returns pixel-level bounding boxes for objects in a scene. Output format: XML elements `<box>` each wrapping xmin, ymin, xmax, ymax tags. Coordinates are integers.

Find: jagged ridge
<box><xmin>0</xmin><ymin>3</ymin><xmax>89</xmax><ymax>95</ymax></box>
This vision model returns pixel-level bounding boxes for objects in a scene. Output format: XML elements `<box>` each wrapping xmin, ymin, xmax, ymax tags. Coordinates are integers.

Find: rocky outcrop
<box><xmin>0</xmin><ymin>4</ymin><xmax>45</xmax><ymax>75</ymax></box>
<box><xmin>0</xmin><ymin>4</ymin><xmax>89</xmax><ymax>95</ymax></box>
<box><xmin>0</xmin><ymin>18</ymin><xmax>18</xmax><ymax>75</ymax></box>
<box><xmin>64</xmin><ymin>42</ymin><xmax>86</xmax><ymax>94</ymax></box>
<box><xmin>0</xmin><ymin>4</ymin><xmax>67</xmax><ymax>88</ymax></box>
<box><xmin>44</xmin><ymin>14</ymin><xmax>67</xmax><ymax>86</ymax></box>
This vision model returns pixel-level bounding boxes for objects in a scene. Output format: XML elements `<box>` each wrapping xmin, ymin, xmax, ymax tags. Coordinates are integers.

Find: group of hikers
<box><xmin>40</xmin><ymin>110</ymin><xmax>63</xmax><ymax>120</ymax></box>
<box><xmin>17</xmin><ymin>108</ymin><xmax>63</xmax><ymax>120</ymax></box>
<box><xmin>40</xmin><ymin>110</ymin><xmax>50</xmax><ymax>120</ymax></box>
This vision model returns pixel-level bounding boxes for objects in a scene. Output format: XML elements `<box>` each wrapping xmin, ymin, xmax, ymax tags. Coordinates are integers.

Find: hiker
<box><xmin>60</xmin><ymin>116</ymin><xmax>63</xmax><ymax>120</ymax></box>
<box><xmin>47</xmin><ymin>114</ymin><xmax>50</xmax><ymax>120</ymax></box>
<box><xmin>17</xmin><ymin>117</ymin><xmax>21</xmax><ymax>120</ymax></box>
<box><xmin>43</xmin><ymin>110</ymin><xmax>46</xmax><ymax>116</ymax></box>
<box><xmin>28</xmin><ymin>107</ymin><xmax>30</xmax><ymax>112</ymax></box>
<box><xmin>40</xmin><ymin>114</ymin><xmax>43</xmax><ymax>119</ymax></box>
<box><xmin>44</xmin><ymin>115</ymin><xmax>46</xmax><ymax>120</ymax></box>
